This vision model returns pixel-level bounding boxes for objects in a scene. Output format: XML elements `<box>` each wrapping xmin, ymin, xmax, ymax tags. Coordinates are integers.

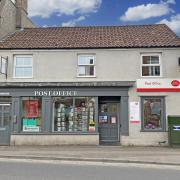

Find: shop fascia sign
<box><xmin>34</xmin><ymin>90</ymin><xmax>77</xmax><ymax>96</ymax></box>
<box><xmin>137</xmin><ymin>79</ymin><xmax>180</xmax><ymax>92</ymax></box>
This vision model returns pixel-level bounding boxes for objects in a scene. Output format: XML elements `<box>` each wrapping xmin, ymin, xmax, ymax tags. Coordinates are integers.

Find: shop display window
<box><xmin>53</xmin><ymin>97</ymin><xmax>73</xmax><ymax>132</ymax></box>
<box><xmin>53</xmin><ymin>97</ymin><xmax>96</xmax><ymax>132</ymax></box>
<box><xmin>21</xmin><ymin>97</ymin><xmax>42</xmax><ymax>132</ymax></box>
<box><xmin>142</xmin><ymin>97</ymin><xmax>165</xmax><ymax>130</ymax></box>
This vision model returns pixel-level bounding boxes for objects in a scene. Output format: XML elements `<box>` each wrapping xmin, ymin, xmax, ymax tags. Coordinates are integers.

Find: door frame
<box><xmin>0</xmin><ymin>103</ymin><xmax>11</xmax><ymax>145</ymax></box>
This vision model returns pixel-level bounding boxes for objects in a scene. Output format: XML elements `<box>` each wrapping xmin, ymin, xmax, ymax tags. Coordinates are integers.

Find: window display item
<box><xmin>143</xmin><ymin>98</ymin><xmax>162</xmax><ymax>130</ymax></box>
<box><xmin>89</xmin><ymin>119</ymin><xmax>95</xmax><ymax>132</ymax></box>
<box><xmin>21</xmin><ymin>97</ymin><xmax>42</xmax><ymax>132</ymax></box>
<box><xmin>53</xmin><ymin>97</ymin><xmax>96</xmax><ymax>133</ymax></box>
<box><xmin>25</xmin><ymin>100</ymin><xmax>39</xmax><ymax>118</ymax></box>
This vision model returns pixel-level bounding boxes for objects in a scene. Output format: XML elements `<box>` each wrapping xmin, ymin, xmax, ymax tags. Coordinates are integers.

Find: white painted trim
<box><xmin>77</xmin><ymin>54</ymin><xmax>96</xmax><ymax>78</ymax></box>
<box><xmin>78</xmin><ymin>55</ymin><xmax>95</xmax><ymax>65</ymax></box>
<box><xmin>13</xmin><ymin>55</ymin><xmax>33</xmax><ymax>79</ymax></box>
<box><xmin>77</xmin><ymin>75</ymin><xmax>96</xmax><ymax>78</ymax></box>
<box><xmin>140</xmin><ymin>53</ymin><xmax>162</xmax><ymax>78</ymax></box>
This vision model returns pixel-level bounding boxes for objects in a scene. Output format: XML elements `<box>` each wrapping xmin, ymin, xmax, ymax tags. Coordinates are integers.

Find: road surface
<box><xmin>0</xmin><ymin>159</ymin><xmax>180</xmax><ymax>180</ymax></box>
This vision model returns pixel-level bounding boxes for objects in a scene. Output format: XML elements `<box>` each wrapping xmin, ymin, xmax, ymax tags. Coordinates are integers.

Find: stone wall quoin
<box><xmin>0</xmin><ymin>0</ymin><xmax>35</xmax><ymax>40</ymax></box>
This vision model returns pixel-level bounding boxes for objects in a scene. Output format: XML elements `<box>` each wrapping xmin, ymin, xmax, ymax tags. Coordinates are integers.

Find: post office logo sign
<box><xmin>34</xmin><ymin>90</ymin><xmax>77</xmax><ymax>96</ymax></box>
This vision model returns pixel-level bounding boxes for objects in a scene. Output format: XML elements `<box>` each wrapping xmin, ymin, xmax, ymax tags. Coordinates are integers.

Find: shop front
<box><xmin>0</xmin><ymin>82</ymin><xmax>133</xmax><ymax>145</ymax></box>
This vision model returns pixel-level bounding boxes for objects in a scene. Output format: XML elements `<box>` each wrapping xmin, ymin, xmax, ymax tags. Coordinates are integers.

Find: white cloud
<box><xmin>62</xmin><ymin>16</ymin><xmax>86</xmax><ymax>27</ymax></box>
<box><xmin>120</xmin><ymin>0</ymin><xmax>175</xmax><ymax>22</ymax></box>
<box><xmin>158</xmin><ymin>14</ymin><xmax>180</xmax><ymax>34</ymax></box>
<box><xmin>164</xmin><ymin>0</ymin><xmax>176</xmax><ymax>4</ymax></box>
<box><xmin>43</xmin><ymin>25</ymin><xmax>48</xmax><ymax>28</ymax></box>
<box><xmin>43</xmin><ymin>24</ymin><xmax>58</xmax><ymax>28</ymax></box>
<box><xmin>28</xmin><ymin>0</ymin><xmax>102</xmax><ymax>18</ymax></box>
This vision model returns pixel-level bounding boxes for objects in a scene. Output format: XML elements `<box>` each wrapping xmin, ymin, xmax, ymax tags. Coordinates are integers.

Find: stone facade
<box><xmin>0</xmin><ymin>0</ymin><xmax>35</xmax><ymax>40</ymax></box>
<box><xmin>0</xmin><ymin>17</ymin><xmax>180</xmax><ymax>145</ymax></box>
<box><xmin>11</xmin><ymin>135</ymin><xmax>99</xmax><ymax>146</ymax></box>
<box><xmin>0</xmin><ymin>48</ymin><xmax>179</xmax><ymax>82</ymax></box>
<box><xmin>0</xmin><ymin>48</ymin><xmax>180</xmax><ymax>146</ymax></box>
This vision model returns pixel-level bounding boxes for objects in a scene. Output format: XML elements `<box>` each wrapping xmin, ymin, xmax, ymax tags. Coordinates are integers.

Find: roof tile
<box><xmin>0</xmin><ymin>24</ymin><xmax>180</xmax><ymax>49</ymax></box>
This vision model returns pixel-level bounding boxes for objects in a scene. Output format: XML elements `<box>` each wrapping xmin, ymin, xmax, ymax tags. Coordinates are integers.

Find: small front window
<box><xmin>142</xmin><ymin>97</ymin><xmax>165</xmax><ymax>131</ymax></box>
<box><xmin>77</xmin><ymin>55</ymin><xmax>95</xmax><ymax>77</ymax></box>
<box><xmin>14</xmin><ymin>56</ymin><xmax>33</xmax><ymax>78</ymax></box>
<box><xmin>141</xmin><ymin>55</ymin><xmax>161</xmax><ymax>77</ymax></box>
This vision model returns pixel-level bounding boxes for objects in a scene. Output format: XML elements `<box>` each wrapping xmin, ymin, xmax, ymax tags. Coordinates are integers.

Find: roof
<box><xmin>0</xmin><ymin>24</ymin><xmax>180</xmax><ymax>49</ymax></box>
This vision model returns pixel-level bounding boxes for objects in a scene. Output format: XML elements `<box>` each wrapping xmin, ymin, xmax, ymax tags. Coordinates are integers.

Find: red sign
<box><xmin>137</xmin><ymin>79</ymin><xmax>180</xmax><ymax>92</ymax></box>
<box><xmin>25</xmin><ymin>100</ymin><xmax>39</xmax><ymax>118</ymax></box>
<box><xmin>171</xmin><ymin>80</ymin><xmax>180</xmax><ymax>87</ymax></box>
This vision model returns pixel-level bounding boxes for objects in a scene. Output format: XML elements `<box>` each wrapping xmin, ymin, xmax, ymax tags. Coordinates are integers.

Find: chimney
<box><xmin>15</xmin><ymin>0</ymin><xmax>28</xmax><ymax>29</ymax></box>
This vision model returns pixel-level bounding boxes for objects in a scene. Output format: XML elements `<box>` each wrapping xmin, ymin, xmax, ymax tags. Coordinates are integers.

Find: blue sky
<box><xmin>29</xmin><ymin>0</ymin><xmax>180</xmax><ymax>36</ymax></box>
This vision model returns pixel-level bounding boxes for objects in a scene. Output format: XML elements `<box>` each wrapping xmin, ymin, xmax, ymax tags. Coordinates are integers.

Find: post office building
<box><xmin>0</xmin><ymin>24</ymin><xmax>180</xmax><ymax>146</ymax></box>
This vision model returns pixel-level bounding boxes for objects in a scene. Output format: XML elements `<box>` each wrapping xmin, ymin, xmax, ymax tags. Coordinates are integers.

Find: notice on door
<box><xmin>130</xmin><ymin>102</ymin><xmax>140</xmax><ymax>123</ymax></box>
<box><xmin>111</xmin><ymin>116</ymin><xmax>117</xmax><ymax>124</ymax></box>
<box><xmin>99</xmin><ymin>116</ymin><xmax>108</xmax><ymax>123</ymax></box>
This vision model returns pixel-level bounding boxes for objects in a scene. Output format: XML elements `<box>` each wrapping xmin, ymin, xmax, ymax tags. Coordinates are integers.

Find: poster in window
<box><xmin>25</xmin><ymin>100</ymin><xmax>39</xmax><ymax>118</ymax></box>
<box><xmin>130</xmin><ymin>102</ymin><xmax>140</xmax><ymax>123</ymax></box>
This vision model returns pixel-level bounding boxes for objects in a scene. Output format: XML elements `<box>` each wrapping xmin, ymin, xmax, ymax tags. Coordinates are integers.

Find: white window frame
<box><xmin>13</xmin><ymin>55</ymin><xmax>33</xmax><ymax>78</ymax></box>
<box><xmin>141</xmin><ymin>54</ymin><xmax>162</xmax><ymax>77</ymax></box>
<box><xmin>77</xmin><ymin>55</ymin><xmax>96</xmax><ymax>78</ymax></box>
<box><xmin>10</xmin><ymin>0</ymin><xmax>16</xmax><ymax>4</ymax></box>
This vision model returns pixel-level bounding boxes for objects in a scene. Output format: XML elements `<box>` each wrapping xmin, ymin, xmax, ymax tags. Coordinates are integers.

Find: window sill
<box><xmin>141</xmin><ymin>76</ymin><xmax>162</xmax><ymax>78</ymax></box>
<box><xmin>140</xmin><ymin>129</ymin><xmax>167</xmax><ymax>132</ymax></box>
<box><xmin>12</xmin><ymin>132</ymin><xmax>99</xmax><ymax>135</ymax></box>
<box><xmin>13</xmin><ymin>77</ymin><xmax>33</xmax><ymax>79</ymax></box>
<box><xmin>77</xmin><ymin>76</ymin><xmax>96</xmax><ymax>78</ymax></box>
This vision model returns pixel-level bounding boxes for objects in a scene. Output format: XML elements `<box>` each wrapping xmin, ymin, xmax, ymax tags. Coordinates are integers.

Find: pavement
<box><xmin>0</xmin><ymin>145</ymin><xmax>180</xmax><ymax>166</ymax></box>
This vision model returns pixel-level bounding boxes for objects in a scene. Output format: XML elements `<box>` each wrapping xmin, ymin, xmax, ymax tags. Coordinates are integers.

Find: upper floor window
<box><xmin>14</xmin><ymin>55</ymin><xmax>33</xmax><ymax>78</ymax></box>
<box><xmin>77</xmin><ymin>55</ymin><xmax>95</xmax><ymax>77</ymax></box>
<box><xmin>141</xmin><ymin>54</ymin><xmax>161</xmax><ymax>77</ymax></box>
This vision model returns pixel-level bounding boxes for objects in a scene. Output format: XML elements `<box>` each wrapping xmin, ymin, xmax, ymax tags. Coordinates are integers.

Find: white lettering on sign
<box><xmin>144</xmin><ymin>81</ymin><xmax>161</xmax><ymax>86</ymax></box>
<box><xmin>0</xmin><ymin>92</ymin><xmax>10</xmax><ymax>96</ymax></box>
<box><xmin>34</xmin><ymin>91</ymin><xmax>77</xmax><ymax>97</ymax></box>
